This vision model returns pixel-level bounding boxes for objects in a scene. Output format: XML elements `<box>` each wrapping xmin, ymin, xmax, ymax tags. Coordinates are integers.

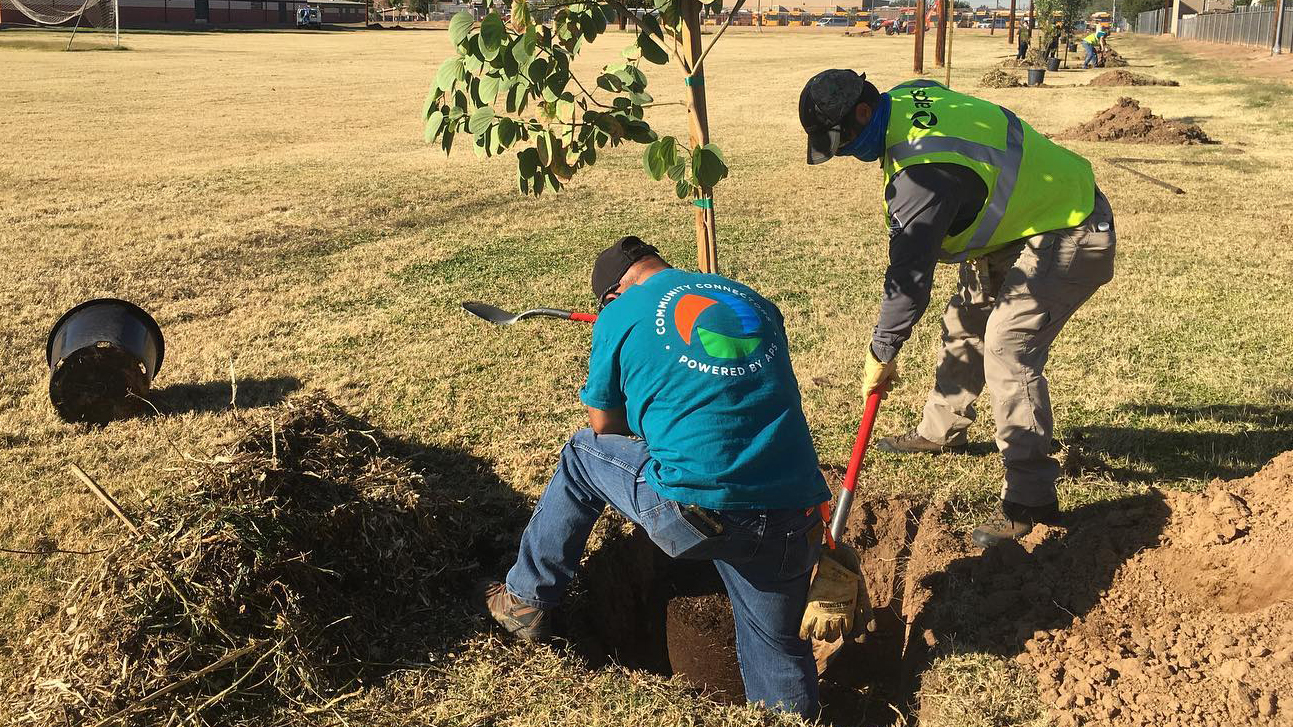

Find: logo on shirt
<box><xmin>654</xmin><ymin>282</ymin><xmax>782</xmax><ymax>378</ymax></box>
<box><xmin>673</xmin><ymin>292</ymin><xmax>762</xmax><ymax>360</ymax></box>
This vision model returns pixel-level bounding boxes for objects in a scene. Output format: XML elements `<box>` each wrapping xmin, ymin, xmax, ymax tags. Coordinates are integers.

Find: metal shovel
<box><xmin>462</xmin><ymin>301</ymin><xmax>597</xmax><ymax>326</ymax></box>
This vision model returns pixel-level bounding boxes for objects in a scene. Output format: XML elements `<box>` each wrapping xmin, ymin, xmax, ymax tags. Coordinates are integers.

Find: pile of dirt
<box><xmin>1088</xmin><ymin>70</ymin><xmax>1180</xmax><ymax>87</ymax></box>
<box><xmin>1103</xmin><ymin>47</ymin><xmax>1131</xmax><ymax>67</ymax></box>
<box><xmin>1020</xmin><ymin>452</ymin><xmax>1293</xmax><ymax>726</ymax></box>
<box><xmin>981</xmin><ymin>68</ymin><xmax>1025</xmax><ymax>88</ymax></box>
<box><xmin>2</xmin><ymin>395</ymin><xmax>504</xmax><ymax>726</ymax></box>
<box><xmin>1058</xmin><ymin>97</ymin><xmax>1213</xmax><ymax>144</ymax></box>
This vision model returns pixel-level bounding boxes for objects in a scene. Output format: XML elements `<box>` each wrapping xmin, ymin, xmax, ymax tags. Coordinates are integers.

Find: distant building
<box><xmin>0</xmin><ymin>0</ymin><xmax>365</xmax><ymax>27</ymax></box>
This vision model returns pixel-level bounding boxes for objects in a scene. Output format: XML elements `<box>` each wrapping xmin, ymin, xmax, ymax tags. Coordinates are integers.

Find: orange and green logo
<box><xmin>673</xmin><ymin>292</ymin><xmax>762</xmax><ymax>359</ymax></box>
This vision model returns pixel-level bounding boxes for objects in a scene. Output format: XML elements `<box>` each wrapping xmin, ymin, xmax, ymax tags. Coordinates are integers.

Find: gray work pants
<box><xmin>915</xmin><ymin>190</ymin><xmax>1116</xmax><ymax>507</ymax></box>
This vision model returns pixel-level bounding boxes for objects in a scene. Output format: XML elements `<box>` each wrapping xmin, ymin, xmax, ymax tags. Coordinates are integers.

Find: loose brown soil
<box><xmin>580</xmin><ymin>452</ymin><xmax>1293</xmax><ymax>726</ymax></box>
<box><xmin>1058</xmin><ymin>97</ymin><xmax>1214</xmax><ymax>145</ymax></box>
<box><xmin>1088</xmin><ymin>70</ymin><xmax>1180</xmax><ymax>87</ymax></box>
<box><xmin>981</xmin><ymin>68</ymin><xmax>1025</xmax><ymax>89</ymax></box>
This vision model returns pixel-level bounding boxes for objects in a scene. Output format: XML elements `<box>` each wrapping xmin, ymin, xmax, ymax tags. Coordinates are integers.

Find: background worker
<box><xmin>479</xmin><ymin>236</ymin><xmax>830</xmax><ymax>718</ymax></box>
<box><xmin>1016</xmin><ymin>19</ymin><xmax>1031</xmax><ymax>61</ymax></box>
<box><xmin>1082</xmin><ymin>25</ymin><xmax>1109</xmax><ymax>68</ymax></box>
<box><xmin>798</xmin><ymin>70</ymin><xmax>1116</xmax><ymax>548</ymax></box>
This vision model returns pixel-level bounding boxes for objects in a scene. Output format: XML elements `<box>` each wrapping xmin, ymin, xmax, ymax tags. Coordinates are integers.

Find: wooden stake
<box><xmin>945</xmin><ymin>8</ymin><xmax>954</xmax><ymax>87</ymax></box>
<box><xmin>681</xmin><ymin>0</ymin><xmax>719</xmax><ymax>274</ymax></box>
<box><xmin>914</xmin><ymin>0</ymin><xmax>927</xmax><ymax>73</ymax></box>
<box><xmin>934</xmin><ymin>0</ymin><xmax>947</xmax><ymax>66</ymax></box>
<box><xmin>68</xmin><ymin>464</ymin><xmax>140</xmax><ymax>536</ymax></box>
<box><xmin>1008</xmin><ymin>0</ymin><xmax>1016</xmax><ymax>43</ymax></box>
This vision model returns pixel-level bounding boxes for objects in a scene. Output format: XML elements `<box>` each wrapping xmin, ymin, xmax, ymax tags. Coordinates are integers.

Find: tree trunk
<box><xmin>680</xmin><ymin>0</ymin><xmax>719</xmax><ymax>274</ymax></box>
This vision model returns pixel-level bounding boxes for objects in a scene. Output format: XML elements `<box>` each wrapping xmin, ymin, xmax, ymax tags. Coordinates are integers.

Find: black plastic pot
<box><xmin>1046</xmin><ymin>56</ymin><xmax>1061</xmax><ymax>72</ymax></box>
<box><xmin>46</xmin><ymin>299</ymin><xmax>165</xmax><ymax>425</ymax></box>
<box><xmin>1067</xmin><ymin>42</ymin><xmax>1078</xmax><ymax>52</ymax></box>
<box><xmin>1027</xmin><ymin>68</ymin><xmax>1046</xmax><ymax>86</ymax></box>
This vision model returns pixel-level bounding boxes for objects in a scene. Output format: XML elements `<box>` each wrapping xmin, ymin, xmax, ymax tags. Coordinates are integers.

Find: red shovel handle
<box><xmin>825</xmin><ymin>391</ymin><xmax>883</xmax><ymax>547</ymax></box>
<box><xmin>568</xmin><ymin>311</ymin><xmax>598</xmax><ymax>323</ymax></box>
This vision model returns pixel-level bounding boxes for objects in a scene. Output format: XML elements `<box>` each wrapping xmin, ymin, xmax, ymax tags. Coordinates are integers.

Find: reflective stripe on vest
<box><xmin>884</xmin><ymin>107</ymin><xmax>1025</xmax><ymax>262</ymax></box>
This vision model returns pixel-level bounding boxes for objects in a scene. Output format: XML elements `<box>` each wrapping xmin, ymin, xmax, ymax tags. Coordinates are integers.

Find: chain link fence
<box><xmin>1134</xmin><ymin>7</ymin><xmax>1168</xmax><ymax>33</ymax></box>
<box><xmin>1170</xmin><ymin>3</ymin><xmax>1292</xmax><ymax>50</ymax></box>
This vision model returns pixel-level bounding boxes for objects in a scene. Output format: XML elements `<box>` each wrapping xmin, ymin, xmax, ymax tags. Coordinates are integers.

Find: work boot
<box><xmin>876</xmin><ymin>428</ymin><xmax>965</xmax><ymax>454</ymax></box>
<box><xmin>476</xmin><ymin>580</ymin><xmax>552</xmax><ymax>643</ymax></box>
<box><xmin>971</xmin><ymin>500</ymin><xmax>1062</xmax><ymax>549</ymax></box>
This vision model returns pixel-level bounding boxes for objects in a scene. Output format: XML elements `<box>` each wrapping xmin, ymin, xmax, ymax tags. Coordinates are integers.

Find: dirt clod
<box><xmin>1087</xmin><ymin>70</ymin><xmax>1180</xmax><ymax>87</ymax></box>
<box><xmin>1058</xmin><ymin>97</ymin><xmax>1213</xmax><ymax>145</ymax></box>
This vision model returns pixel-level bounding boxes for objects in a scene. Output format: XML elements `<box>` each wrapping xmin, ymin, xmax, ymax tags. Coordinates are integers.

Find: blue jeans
<box><xmin>1082</xmin><ymin>41</ymin><xmax>1097</xmax><ymax>67</ymax></box>
<box><xmin>505</xmin><ymin>428</ymin><xmax>822</xmax><ymax>717</ymax></box>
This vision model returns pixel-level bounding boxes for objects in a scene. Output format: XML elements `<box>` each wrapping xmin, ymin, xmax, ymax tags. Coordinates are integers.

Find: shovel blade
<box><xmin>462</xmin><ymin>301</ymin><xmax>519</xmax><ymax>325</ymax></box>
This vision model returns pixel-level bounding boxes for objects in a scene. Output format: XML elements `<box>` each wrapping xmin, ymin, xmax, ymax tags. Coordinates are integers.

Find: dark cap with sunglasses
<box><xmin>591</xmin><ymin>236</ymin><xmax>660</xmax><ymax>309</ymax></box>
<box><xmin>800</xmin><ymin>69</ymin><xmax>880</xmax><ymax>165</ymax></box>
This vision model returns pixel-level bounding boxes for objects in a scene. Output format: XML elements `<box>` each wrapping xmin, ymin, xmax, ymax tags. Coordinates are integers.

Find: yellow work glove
<box><xmin>863</xmin><ymin>348</ymin><xmax>900</xmax><ymax>399</ymax></box>
<box><xmin>799</xmin><ymin>544</ymin><xmax>861</xmax><ymax>642</ymax></box>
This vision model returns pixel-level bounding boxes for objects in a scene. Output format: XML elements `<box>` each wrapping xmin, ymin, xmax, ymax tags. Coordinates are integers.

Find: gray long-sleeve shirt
<box><xmin>871</xmin><ymin>162</ymin><xmax>988</xmax><ymax>363</ymax></box>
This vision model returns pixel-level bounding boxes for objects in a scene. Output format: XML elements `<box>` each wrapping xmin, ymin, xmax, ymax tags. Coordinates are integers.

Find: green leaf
<box><xmin>536</xmin><ymin>131</ymin><xmax>552</xmax><ymax>167</ymax></box>
<box><xmin>480</xmin><ymin>12</ymin><xmax>506</xmax><ymax>60</ymax></box>
<box><xmin>511</xmin><ymin>0</ymin><xmax>530</xmax><ymax>29</ymax></box>
<box><xmin>692</xmin><ymin>144</ymin><xmax>729</xmax><ymax>188</ymax></box>
<box><xmin>628</xmin><ymin>90</ymin><xmax>653</xmax><ymax>105</ymax></box>
<box><xmin>596</xmin><ymin>73</ymin><xmax>623</xmax><ymax>93</ymax></box>
<box><xmin>512</xmin><ymin>26</ymin><xmax>537</xmax><ymax>66</ymax></box>
<box><xmin>422</xmin><ymin>84</ymin><xmax>439</xmax><ymax>119</ymax></box>
<box><xmin>476</xmin><ymin>74</ymin><xmax>502</xmax><ymax>106</ymax></box>
<box><xmin>638</xmin><ymin>11</ymin><xmax>662</xmax><ymax>36</ymax></box>
<box><xmin>666</xmin><ymin>159</ymin><xmax>686</xmax><ymax>182</ymax></box>
<box><xmin>638</xmin><ymin>33</ymin><xmax>669</xmax><ymax>65</ymax></box>
<box><xmin>518</xmin><ymin>146</ymin><xmax>540</xmax><ymax>178</ymax></box>
<box><xmin>675</xmin><ymin>178</ymin><xmax>692</xmax><ymax>199</ymax></box>
<box><xmin>528</xmin><ymin>57</ymin><xmax>549</xmax><ymax>85</ymax></box>
<box><xmin>423</xmin><ymin>109</ymin><xmax>444</xmax><ymax>143</ymax></box>
<box><xmin>441</xmin><ymin>129</ymin><xmax>455</xmax><ymax>154</ymax></box>
<box><xmin>449</xmin><ymin>11</ymin><xmax>475</xmax><ymax>47</ymax></box>
<box><xmin>643</xmin><ymin>139</ymin><xmax>664</xmax><ymax>180</ymax></box>
<box><xmin>469</xmin><ymin>106</ymin><xmax>496</xmax><ymax>135</ymax></box>
<box><xmin>435</xmin><ymin>57</ymin><xmax>464</xmax><ymax>94</ymax></box>
<box><xmin>497</xmin><ymin>117</ymin><xmax>519</xmax><ymax>148</ymax></box>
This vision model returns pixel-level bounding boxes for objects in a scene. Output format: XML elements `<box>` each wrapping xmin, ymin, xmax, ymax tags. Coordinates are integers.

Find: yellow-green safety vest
<box><xmin>882</xmin><ymin>80</ymin><xmax>1095</xmax><ymax>262</ymax></box>
<box><xmin>1083</xmin><ymin>30</ymin><xmax>1104</xmax><ymax>43</ymax></box>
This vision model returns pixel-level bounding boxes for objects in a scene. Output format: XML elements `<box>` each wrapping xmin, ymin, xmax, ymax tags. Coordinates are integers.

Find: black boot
<box><xmin>971</xmin><ymin>500</ymin><xmax>1061</xmax><ymax>549</ymax></box>
<box><xmin>876</xmin><ymin>428</ymin><xmax>967</xmax><ymax>454</ymax></box>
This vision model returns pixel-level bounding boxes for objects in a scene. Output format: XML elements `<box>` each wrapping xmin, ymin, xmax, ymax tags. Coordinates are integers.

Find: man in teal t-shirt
<box><xmin>479</xmin><ymin>236</ymin><xmax>830</xmax><ymax>718</ymax></box>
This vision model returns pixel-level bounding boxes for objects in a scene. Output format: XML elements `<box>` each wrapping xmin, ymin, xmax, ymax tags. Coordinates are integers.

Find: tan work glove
<box><xmin>863</xmin><ymin>348</ymin><xmax>900</xmax><ymax>400</ymax></box>
<box><xmin>799</xmin><ymin>544</ymin><xmax>861</xmax><ymax>642</ymax></box>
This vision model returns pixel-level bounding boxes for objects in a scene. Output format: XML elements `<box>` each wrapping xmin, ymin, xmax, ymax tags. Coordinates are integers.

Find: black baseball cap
<box><xmin>591</xmin><ymin>236</ymin><xmax>659</xmax><ymax>307</ymax></box>
<box><xmin>799</xmin><ymin>69</ymin><xmax>879</xmax><ymax>165</ymax></box>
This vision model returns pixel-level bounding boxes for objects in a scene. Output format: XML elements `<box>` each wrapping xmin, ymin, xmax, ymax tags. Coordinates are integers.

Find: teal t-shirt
<box><xmin>579</xmin><ymin>269</ymin><xmax>830</xmax><ymax>510</ymax></box>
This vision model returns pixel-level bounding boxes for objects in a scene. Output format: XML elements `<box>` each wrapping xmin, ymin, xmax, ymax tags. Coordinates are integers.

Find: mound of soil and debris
<box><xmin>981</xmin><ymin>68</ymin><xmax>1025</xmax><ymax>88</ymax></box>
<box><xmin>581</xmin><ymin>452</ymin><xmax>1293</xmax><ymax>726</ymax></box>
<box><xmin>1021</xmin><ymin>452</ymin><xmax>1293</xmax><ymax>726</ymax></box>
<box><xmin>1088</xmin><ymin>70</ymin><xmax>1180</xmax><ymax>87</ymax></box>
<box><xmin>1058</xmin><ymin>97</ymin><xmax>1213</xmax><ymax>144</ymax></box>
<box><xmin>1103</xmin><ymin>47</ymin><xmax>1131</xmax><ymax>67</ymax></box>
<box><xmin>2</xmin><ymin>394</ymin><xmax>509</xmax><ymax>726</ymax></box>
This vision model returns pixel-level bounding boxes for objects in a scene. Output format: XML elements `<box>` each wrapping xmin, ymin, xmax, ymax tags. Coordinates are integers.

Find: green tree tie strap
<box><xmin>693</xmin><ymin>198</ymin><xmax>714</xmax><ymax>209</ymax></box>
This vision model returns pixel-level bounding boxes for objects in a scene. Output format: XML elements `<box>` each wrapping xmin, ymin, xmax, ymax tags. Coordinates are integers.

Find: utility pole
<box><xmin>991</xmin><ymin>0</ymin><xmax>997</xmax><ymax>34</ymax></box>
<box><xmin>681</xmin><ymin>0</ymin><xmax>719</xmax><ymax>273</ymax></box>
<box><xmin>1007</xmin><ymin>0</ymin><xmax>1015</xmax><ymax>42</ymax></box>
<box><xmin>915</xmin><ymin>0</ymin><xmax>927</xmax><ymax>72</ymax></box>
<box><xmin>935</xmin><ymin>0</ymin><xmax>947</xmax><ymax>65</ymax></box>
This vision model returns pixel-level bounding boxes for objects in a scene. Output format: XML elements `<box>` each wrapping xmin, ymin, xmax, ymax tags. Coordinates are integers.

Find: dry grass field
<box><xmin>1</xmin><ymin>22</ymin><xmax>1291</xmax><ymax>726</ymax></box>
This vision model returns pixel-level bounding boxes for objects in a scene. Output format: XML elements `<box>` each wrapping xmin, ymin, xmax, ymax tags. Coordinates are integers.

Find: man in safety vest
<box><xmin>798</xmin><ymin>71</ymin><xmax>1116</xmax><ymax>547</ymax></box>
<box><xmin>1082</xmin><ymin>26</ymin><xmax>1109</xmax><ymax>68</ymax></box>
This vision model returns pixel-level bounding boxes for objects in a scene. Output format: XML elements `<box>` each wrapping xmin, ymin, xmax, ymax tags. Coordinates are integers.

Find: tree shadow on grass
<box><xmin>1064</xmin><ymin>403</ymin><xmax>1293</xmax><ymax>484</ymax></box>
<box><xmin>147</xmin><ymin>375</ymin><xmax>303</xmax><ymax>415</ymax></box>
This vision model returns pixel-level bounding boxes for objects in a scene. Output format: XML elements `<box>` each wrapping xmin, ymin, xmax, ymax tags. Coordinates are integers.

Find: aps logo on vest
<box><xmin>909</xmin><ymin>87</ymin><xmax>939</xmax><ymax>129</ymax></box>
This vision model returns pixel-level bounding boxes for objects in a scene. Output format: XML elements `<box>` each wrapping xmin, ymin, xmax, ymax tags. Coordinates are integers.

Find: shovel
<box><xmin>462</xmin><ymin>301</ymin><xmax>597</xmax><ymax>326</ymax></box>
<box><xmin>809</xmin><ymin>390</ymin><xmax>883</xmax><ymax>672</ymax></box>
